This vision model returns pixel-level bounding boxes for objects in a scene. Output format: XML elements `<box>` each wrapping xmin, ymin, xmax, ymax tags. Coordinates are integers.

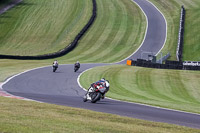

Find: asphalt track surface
<box><xmin>0</xmin><ymin>0</ymin><xmax>22</xmax><ymax>14</ymax></box>
<box><xmin>2</xmin><ymin>0</ymin><xmax>200</xmax><ymax>129</ymax></box>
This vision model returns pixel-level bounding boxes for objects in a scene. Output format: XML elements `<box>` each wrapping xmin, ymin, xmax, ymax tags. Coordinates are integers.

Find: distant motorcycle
<box><xmin>83</xmin><ymin>84</ymin><xmax>106</xmax><ymax>103</ymax></box>
<box><xmin>74</xmin><ymin>65</ymin><xmax>80</xmax><ymax>72</ymax></box>
<box><xmin>74</xmin><ymin>62</ymin><xmax>80</xmax><ymax>72</ymax></box>
<box><xmin>52</xmin><ymin>64</ymin><xmax>58</xmax><ymax>72</ymax></box>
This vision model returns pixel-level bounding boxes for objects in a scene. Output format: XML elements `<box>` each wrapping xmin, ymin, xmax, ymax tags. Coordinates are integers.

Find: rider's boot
<box><xmin>102</xmin><ymin>94</ymin><xmax>105</xmax><ymax>99</ymax></box>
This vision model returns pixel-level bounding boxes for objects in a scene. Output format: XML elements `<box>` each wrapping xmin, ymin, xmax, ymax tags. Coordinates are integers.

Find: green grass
<box><xmin>0</xmin><ymin>0</ymin><xmax>92</xmax><ymax>55</ymax></box>
<box><xmin>149</xmin><ymin>0</ymin><xmax>200</xmax><ymax>61</ymax></box>
<box><xmin>80</xmin><ymin>65</ymin><xmax>200</xmax><ymax>114</ymax></box>
<box><xmin>0</xmin><ymin>0</ymin><xmax>146</xmax><ymax>81</ymax></box>
<box><xmin>0</xmin><ymin>59</ymin><xmax>50</xmax><ymax>81</ymax></box>
<box><xmin>183</xmin><ymin>1</ymin><xmax>200</xmax><ymax>61</ymax></box>
<box><xmin>0</xmin><ymin>96</ymin><xmax>199</xmax><ymax>133</ymax></box>
<box><xmin>1</xmin><ymin>0</ymin><xmax>199</xmax><ymax>131</ymax></box>
<box><xmin>58</xmin><ymin>0</ymin><xmax>146</xmax><ymax>63</ymax></box>
<box><xmin>0</xmin><ymin>0</ymin><xmax>146</xmax><ymax>60</ymax></box>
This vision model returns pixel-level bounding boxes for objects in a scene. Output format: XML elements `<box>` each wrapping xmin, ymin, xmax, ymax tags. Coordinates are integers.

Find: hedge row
<box><xmin>0</xmin><ymin>0</ymin><xmax>97</xmax><ymax>60</ymax></box>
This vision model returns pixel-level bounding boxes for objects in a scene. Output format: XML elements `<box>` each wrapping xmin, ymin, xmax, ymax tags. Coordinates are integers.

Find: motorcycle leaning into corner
<box><xmin>53</xmin><ymin>64</ymin><xmax>58</xmax><ymax>72</ymax></box>
<box><xmin>74</xmin><ymin>61</ymin><xmax>80</xmax><ymax>72</ymax></box>
<box><xmin>52</xmin><ymin>60</ymin><xmax>58</xmax><ymax>72</ymax></box>
<box><xmin>83</xmin><ymin>79</ymin><xmax>109</xmax><ymax>103</ymax></box>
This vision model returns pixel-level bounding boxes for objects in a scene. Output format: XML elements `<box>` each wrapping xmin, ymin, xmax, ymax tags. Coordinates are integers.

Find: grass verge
<box><xmin>0</xmin><ymin>96</ymin><xmax>199</xmax><ymax>133</ymax></box>
<box><xmin>0</xmin><ymin>0</ymin><xmax>146</xmax><ymax>61</ymax></box>
<box><xmin>80</xmin><ymin>65</ymin><xmax>200</xmax><ymax>114</ymax></box>
<box><xmin>183</xmin><ymin>1</ymin><xmax>200</xmax><ymax>61</ymax></box>
<box><xmin>0</xmin><ymin>0</ymin><xmax>146</xmax><ymax>81</ymax></box>
<box><xmin>57</xmin><ymin>0</ymin><xmax>146</xmax><ymax>63</ymax></box>
<box><xmin>149</xmin><ymin>0</ymin><xmax>200</xmax><ymax>61</ymax></box>
<box><xmin>0</xmin><ymin>0</ymin><xmax>92</xmax><ymax>55</ymax></box>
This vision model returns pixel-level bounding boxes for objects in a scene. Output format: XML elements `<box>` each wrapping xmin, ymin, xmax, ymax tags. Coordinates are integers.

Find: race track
<box><xmin>2</xmin><ymin>0</ymin><xmax>200</xmax><ymax>129</ymax></box>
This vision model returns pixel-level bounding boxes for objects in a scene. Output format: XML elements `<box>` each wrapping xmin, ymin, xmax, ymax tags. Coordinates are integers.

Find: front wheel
<box><xmin>74</xmin><ymin>67</ymin><xmax>79</xmax><ymax>72</ymax></box>
<box><xmin>83</xmin><ymin>95</ymin><xmax>87</xmax><ymax>102</ymax></box>
<box><xmin>91</xmin><ymin>92</ymin><xmax>101</xmax><ymax>103</ymax></box>
<box><xmin>53</xmin><ymin>66</ymin><xmax>57</xmax><ymax>72</ymax></box>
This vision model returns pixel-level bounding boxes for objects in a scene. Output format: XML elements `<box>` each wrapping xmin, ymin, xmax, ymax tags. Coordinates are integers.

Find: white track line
<box><xmin>0</xmin><ymin>65</ymin><xmax>52</xmax><ymax>102</ymax></box>
<box><xmin>146</xmin><ymin>0</ymin><xmax>168</xmax><ymax>56</ymax></box>
<box><xmin>0</xmin><ymin>64</ymin><xmax>73</xmax><ymax>102</ymax></box>
<box><xmin>77</xmin><ymin>67</ymin><xmax>200</xmax><ymax>116</ymax></box>
<box><xmin>116</xmin><ymin>0</ymin><xmax>148</xmax><ymax>63</ymax></box>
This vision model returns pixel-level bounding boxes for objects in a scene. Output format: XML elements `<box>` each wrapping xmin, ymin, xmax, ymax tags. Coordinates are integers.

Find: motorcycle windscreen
<box><xmin>99</xmin><ymin>87</ymin><xmax>106</xmax><ymax>93</ymax></box>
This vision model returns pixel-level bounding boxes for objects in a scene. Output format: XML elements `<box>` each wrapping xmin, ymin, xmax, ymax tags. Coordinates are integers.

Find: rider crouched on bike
<box><xmin>74</xmin><ymin>61</ymin><xmax>80</xmax><ymax>72</ymax></box>
<box><xmin>52</xmin><ymin>60</ymin><xmax>59</xmax><ymax>72</ymax></box>
<box><xmin>53</xmin><ymin>60</ymin><xmax>58</xmax><ymax>68</ymax></box>
<box><xmin>91</xmin><ymin>78</ymin><xmax>109</xmax><ymax>99</ymax></box>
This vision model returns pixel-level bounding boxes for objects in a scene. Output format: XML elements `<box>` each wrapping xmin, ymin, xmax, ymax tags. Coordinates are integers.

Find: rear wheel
<box><xmin>74</xmin><ymin>67</ymin><xmax>79</xmax><ymax>72</ymax></box>
<box><xmin>53</xmin><ymin>66</ymin><xmax>57</xmax><ymax>72</ymax></box>
<box><xmin>83</xmin><ymin>95</ymin><xmax>87</xmax><ymax>102</ymax></box>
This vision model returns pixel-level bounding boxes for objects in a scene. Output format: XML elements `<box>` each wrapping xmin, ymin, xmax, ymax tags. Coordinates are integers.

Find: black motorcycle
<box><xmin>52</xmin><ymin>65</ymin><xmax>58</xmax><ymax>72</ymax></box>
<box><xmin>74</xmin><ymin>65</ymin><xmax>80</xmax><ymax>72</ymax></box>
<box><xmin>74</xmin><ymin>63</ymin><xmax>80</xmax><ymax>72</ymax></box>
<box><xmin>83</xmin><ymin>85</ymin><xmax>106</xmax><ymax>103</ymax></box>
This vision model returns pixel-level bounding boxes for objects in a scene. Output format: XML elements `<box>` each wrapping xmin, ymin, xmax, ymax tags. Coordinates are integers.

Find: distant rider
<box><xmin>74</xmin><ymin>61</ymin><xmax>80</xmax><ymax>72</ymax></box>
<box><xmin>52</xmin><ymin>60</ymin><xmax>58</xmax><ymax>68</ymax></box>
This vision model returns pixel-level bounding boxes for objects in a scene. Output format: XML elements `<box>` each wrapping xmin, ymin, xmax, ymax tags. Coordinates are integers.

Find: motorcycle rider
<box><xmin>53</xmin><ymin>60</ymin><xmax>58</xmax><ymax>66</ymax></box>
<box><xmin>74</xmin><ymin>61</ymin><xmax>80</xmax><ymax>72</ymax></box>
<box><xmin>91</xmin><ymin>78</ymin><xmax>110</xmax><ymax>99</ymax></box>
<box><xmin>52</xmin><ymin>60</ymin><xmax>58</xmax><ymax>69</ymax></box>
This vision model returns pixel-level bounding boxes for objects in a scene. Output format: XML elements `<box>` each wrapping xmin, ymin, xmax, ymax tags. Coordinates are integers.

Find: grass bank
<box><xmin>0</xmin><ymin>0</ymin><xmax>92</xmax><ymax>55</ymax></box>
<box><xmin>0</xmin><ymin>96</ymin><xmax>199</xmax><ymax>133</ymax></box>
<box><xmin>58</xmin><ymin>0</ymin><xmax>146</xmax><ymax>63</ymax></box>
<box><xmin>0</xmin><ymin>0</ymin><xmax>146</xmax><ymax>81</ymax></box>
<box><xmin>0</xmin><ymin>0</ymin><xmax>145</xmax><ymax>61</ymax></box>
<box><xmin>183</xmin><ymin>1</ymin><xmax>200</xmax><ymax>61</ymax></box>
<box><xmin>149</xmin><ymin>0</ymin><xmax>200</xmax><ymax>61</ymax></box>
<box><xmin>80</xmin><ymin>65</ymin><xmax>200</xmax><ymax>114</ymax></box>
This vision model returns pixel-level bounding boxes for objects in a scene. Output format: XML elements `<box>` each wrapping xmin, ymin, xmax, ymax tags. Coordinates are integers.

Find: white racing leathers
<box><xmin>52</xmin><ymin>63</ymin><xmax>58</xmax><ymax>72</ymax></box>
